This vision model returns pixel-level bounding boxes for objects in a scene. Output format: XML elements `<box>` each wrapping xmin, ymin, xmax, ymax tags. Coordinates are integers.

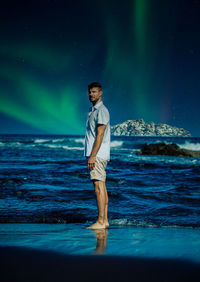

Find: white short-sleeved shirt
<box><xmin>84</xmin><ymin>101</ymin><xmax>110</xmax><ymax>161</ymax></box>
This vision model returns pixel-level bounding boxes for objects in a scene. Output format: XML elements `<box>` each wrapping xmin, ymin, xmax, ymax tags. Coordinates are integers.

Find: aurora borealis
<box><xmin>0</xmin><ymin>0</ymin><xmax>200</xmax><ymax>135</ymax></box>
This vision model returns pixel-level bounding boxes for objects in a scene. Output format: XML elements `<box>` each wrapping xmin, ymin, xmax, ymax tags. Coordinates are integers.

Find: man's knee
<box><xmin>92</xmin><ymin>180</ymin><xmax>104</xmax><ymax>192</ymax></box>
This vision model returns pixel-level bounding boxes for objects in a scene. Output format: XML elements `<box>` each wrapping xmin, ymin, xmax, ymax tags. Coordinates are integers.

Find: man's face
<box><xmin>88</xmin><ymin>87</ymin><xmax>102</xmax><ymax>104</ymax></box>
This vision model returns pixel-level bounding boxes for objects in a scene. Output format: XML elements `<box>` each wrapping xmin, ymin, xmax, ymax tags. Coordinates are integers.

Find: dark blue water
<box><xmin>0</xmin><ymin>134</ymin><xmax>200</xmax><ymax>228</ymax></box>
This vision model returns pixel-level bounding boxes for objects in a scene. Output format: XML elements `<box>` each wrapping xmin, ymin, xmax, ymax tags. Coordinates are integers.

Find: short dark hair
<box><xmin>88</xmin><ymin>82</ymin><xmax>102</xmax><ymax>91</ymax></box>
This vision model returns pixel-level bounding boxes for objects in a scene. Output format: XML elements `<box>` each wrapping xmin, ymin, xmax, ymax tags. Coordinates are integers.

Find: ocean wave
<box><xmin>143</xmin><ymin>140</ymin><xmax>200</xmax><ymax>152</ymax></box>
<box><xmin>178</xmin><ymin>141</ymin><xmax>200</xmax><ymax>151</ymax></box>
<box><xmin>110</xmin><ymin>219</ymin><xmax>199</xmax><ymax>228</ymax></box>
<box><xmin>110</xmin><ymin>141</ymin><xmax>123</xmax><ymax>148</ymax></box>
<box><xmin>45</xmin><ymin>144</ymin><xmax>58</xmax><ymax>148</ymax></box>
<box><xmin>110</xmin><ymin>219</ymin><xmax>158</xmax><ymax>227</ymax></box>
<box><xmin>52</xmin><ymin>138</ymin><xmax>65</xmax><ymax>143</ymax></box>
<box><xmin>62</xmin><ymin>146</ymin><xmax>84</xmax><ymax>151</ymax></box>
<box><xmin>0</xmin><ymin>141</ymin><xmax>25</xmax><ymax>148</ymax></box>
<box><xmin>34</xmin><ymin>139</ymin><xmax>50</xmax><ymax>143</ymax></box>
<box><xmin>74</xmin><ymin>139</ymin><xmax>123</xmax><ymax>148</ymax></box>
<box><xmin>74</xmin><ymin>138</ymin><xmax>85</xmax><ymax>145</ymax></box>
<box><xmin>43</xmin><ymin>144</ymin><xmax>83</xmax><ymax>150</ymax></box>
<box><xmin>9</xmin><ymin>142</ymin><xmax>22</xmax><ymax>147</ymax></box>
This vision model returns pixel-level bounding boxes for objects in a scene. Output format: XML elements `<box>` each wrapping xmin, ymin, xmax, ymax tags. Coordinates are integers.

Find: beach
<box><xmin>1</xmin><ymin>224</ymin><xmax>200</xmax><ymax>282</ymax></box>
<box><xmin>1</xmin><ymin>223</ymin><xmax>200</xmax><ymax>260</ymax></box>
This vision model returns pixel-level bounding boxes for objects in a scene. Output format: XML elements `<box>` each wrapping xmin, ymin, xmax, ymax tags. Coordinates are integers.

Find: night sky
<box><xmin>0</xmin><ymin>0</ymin><xmax>200</xmax><ymax>136</ymax></box>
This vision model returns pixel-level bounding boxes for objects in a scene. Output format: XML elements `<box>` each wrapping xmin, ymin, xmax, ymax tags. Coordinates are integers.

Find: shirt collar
<box><xmin>89</xmin><ymin>101</ymin><xmax>103</xmax><ymax>112</ymax></box>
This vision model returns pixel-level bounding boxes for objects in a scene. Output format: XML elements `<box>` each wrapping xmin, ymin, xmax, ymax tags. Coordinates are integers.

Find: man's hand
<box><xmin>88</xmin><ymin>156</ymin><xmax>96</xmax><ymax>170</ymax></box>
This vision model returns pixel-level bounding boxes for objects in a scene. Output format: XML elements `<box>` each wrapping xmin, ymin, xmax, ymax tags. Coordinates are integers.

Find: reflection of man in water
<box><xmin>84</xmin><ymin>82</ymin><xmax>111</xmax><ymax>229</ymax></box>
<box><xmin>92</xmin><ymin>229</ymin><xmax>108</xmax><ymax>254</ymax></box>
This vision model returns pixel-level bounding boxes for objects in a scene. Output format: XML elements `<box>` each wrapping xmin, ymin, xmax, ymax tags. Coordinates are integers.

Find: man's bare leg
<box><xmin>87</xmin><ymin>180</ymin><xmax>106</xmax><ymax>229</ymax></box>
<box><xmin>104</xmin><ymin>182</ymin><xmax>109</xmax><ymax>228</ymax></box>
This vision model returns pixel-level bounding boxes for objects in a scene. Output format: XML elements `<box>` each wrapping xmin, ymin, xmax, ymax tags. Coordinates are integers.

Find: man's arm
<box><xmin>88</xmin><ymin>124</ymin><xmax>106</xmax><ymax>170</ymax></box>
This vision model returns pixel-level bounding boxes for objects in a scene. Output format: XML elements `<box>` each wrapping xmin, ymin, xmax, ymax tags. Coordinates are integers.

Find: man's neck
<box><xmin>92</xmin><ymin>98</ymin><xmax>102</xmax><ymax>106</ymax></box>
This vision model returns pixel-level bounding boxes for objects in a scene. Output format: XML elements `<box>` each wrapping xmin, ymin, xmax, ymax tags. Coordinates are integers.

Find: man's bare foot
<box><xmin>87</xmin><ymin>221</ymin><xmax>106</xmax><ymax>229</ymax></box>
<box><xmin>105</xmin><ymin>220</ymin><xmax>109</xmax><ymax>228</ymax></box>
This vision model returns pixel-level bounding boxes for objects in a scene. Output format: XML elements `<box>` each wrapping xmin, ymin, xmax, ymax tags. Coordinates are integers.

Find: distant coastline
<box><xmin>111</xmin><ymin>118</ymin><xmax>191</xmax><ymax>137</ymax></box>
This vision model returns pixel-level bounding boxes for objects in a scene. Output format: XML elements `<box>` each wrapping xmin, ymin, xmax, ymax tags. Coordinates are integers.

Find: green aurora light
<box><xmin>0</xmin><ymin>1</ymin><xmax>164</xmax><ymax>133</ymax></box>
<box><xmin>103</xmin><ymin>0</ymin><xmax>159</xmax><ymax>122</ymax></box>
<box><xmin>0</xmin><ymin>63</ymin><xmax>84</xmax><ymax>134</ymax></box>
<box><xmin>0</xmin><ymin>0</ymin><xmax>197</xmax><ymax>135</ymax></box>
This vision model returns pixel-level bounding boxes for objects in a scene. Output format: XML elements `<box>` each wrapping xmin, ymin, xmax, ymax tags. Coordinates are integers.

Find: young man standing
<box><xmin>84</xmin><ymin>82</ymin><xmax>110</xmax><ymax>229</ymax></box>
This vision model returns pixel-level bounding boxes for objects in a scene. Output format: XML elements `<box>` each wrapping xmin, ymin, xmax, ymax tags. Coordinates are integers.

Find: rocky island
<box><xmin>111</xmin><ymin>119</ymin><xmax>191</xmax><ymax>137</ymax></box>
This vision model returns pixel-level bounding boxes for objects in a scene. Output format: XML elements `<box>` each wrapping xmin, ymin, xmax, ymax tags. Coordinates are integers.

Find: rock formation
<box><xmin>111</xmin><ymin>119</ymin><xmax>191</xmax><ymax>137</ymax></box>
<box><xmin>136</xmin><ymin>142</ymin><xmax>200</xmax><ymax>157</ymax></box>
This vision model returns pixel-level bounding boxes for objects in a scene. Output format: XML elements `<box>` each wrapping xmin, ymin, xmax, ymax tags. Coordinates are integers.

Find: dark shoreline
<box><xmin>1</xmin><ymin>245</ymin><xmax>200</xmax><ymax>282</ymax></box>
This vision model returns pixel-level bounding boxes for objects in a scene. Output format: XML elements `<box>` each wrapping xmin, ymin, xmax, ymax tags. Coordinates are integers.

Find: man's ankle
<box><xmin>97</xmin><ymin>218</ymin><xmax>104</xmax><ymax>225</ymax></box>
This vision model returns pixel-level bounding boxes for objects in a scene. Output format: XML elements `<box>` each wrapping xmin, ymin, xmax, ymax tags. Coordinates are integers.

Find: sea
<box><xmin>0</xmin><ymin>134</ymin><xmax>200</xmax><ymax>228</ymax></box>
<box><xmin>1</xmin><ymin>134</ymin><xmax>200</xmax><ymax>261</ymax></box>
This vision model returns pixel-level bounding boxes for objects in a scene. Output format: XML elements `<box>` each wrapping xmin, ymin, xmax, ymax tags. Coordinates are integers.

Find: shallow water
<box><xmin>0</xmin><ymin>223</ymin><xmax>200</xmax><ymax>263</ymax></box>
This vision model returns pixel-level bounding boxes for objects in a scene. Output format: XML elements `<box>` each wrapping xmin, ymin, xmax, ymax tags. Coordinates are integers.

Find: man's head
<box><xmin>88</xmin><ymin>82</ymin><xmax>103</xmax><ymax>106</ymax></box>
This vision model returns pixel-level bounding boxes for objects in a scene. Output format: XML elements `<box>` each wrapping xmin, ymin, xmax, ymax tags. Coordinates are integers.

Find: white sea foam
<box><xmin>45</xmin><ymin>144</ymin><xmax>58</xmax><ymax>148</ymax></box>
<box><xmin>74</xmin><ymin>138</ymin><xmax>85</xmax><ymax>145</ymax></box>
<box><xmin>45</xmin><ymin>144</ymin><xmax>83</xmax><ymax>150</ymax></box>
<box><xmin>0</xmin><ymin>141</ymin><xmax>22</xmax><ymax>147</ymax></box>
<box><xmin>147</xmin><ymin>140</ymin><xmax>172</xmax><ymax>145</ymax></box>
<box><xmin>62</xmin><ymin>146</ymin><xmax>83</xmax><ymax>151</ymax></box>
<box><xmin>178</xmin><ymin>141</ymin><xmax>200</xmax><ymax>151</ymax></box>
<box><xmin>52</xmin><ymin>138</ymin><xmax>65</xmax><ymax>143</ymax></box>
<box><xmin>146</xmin><ymin>140</ymin><xmax>200</xmax><ymax>151</ymax></box>
<box><xmin>34</xmin><ymin>139</ymin><xmax>49</xmax><ymax>143</ymax></box>
<box><xmin>111</xmin><ymin>219</ymin><xmax>129</xmax><ymax>225</ymax></box>
<box><xmin>110</xmin><ymin>141</ymin><xmax>123</xmax><ymax>148</ymax></box>
<box><xmin>75</xmin><ymin>139</ymin><xmax>123</xmax><ymax>148</ymax></box>
<box><xmin>110</xmin><ymin>218</ymin><xmax>157</xmax><ymax>227</ymax></box>
<box><xmin>10</xmin><ymin>142</ymin><xmax>22</xmax><ymax>147</ymax></box>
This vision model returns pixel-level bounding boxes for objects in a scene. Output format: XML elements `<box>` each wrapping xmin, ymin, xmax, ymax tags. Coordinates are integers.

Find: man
<box><xmin>84</xmin><ymin>82</ymin><xmax>110</xmax><ymax>229</ymax></box>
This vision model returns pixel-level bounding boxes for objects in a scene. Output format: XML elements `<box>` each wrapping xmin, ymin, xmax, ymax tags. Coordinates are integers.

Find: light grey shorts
<box><xmin>88</xmin><ymin>156</ymin><xmax>108</xmax><ymax>182</ymax></box>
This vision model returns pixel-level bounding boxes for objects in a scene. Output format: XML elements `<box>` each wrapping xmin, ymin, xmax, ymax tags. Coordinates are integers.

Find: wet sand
<box><xmin>1</xmin><ymin>224</ymin><xmax>200</xmax><ymax>281</ymax></box>
<box><xmin>1</xmin><ymin>224</ymin><xmax>200</xmax><ymax>260</ymax></box>
<box><xmin>1</xmin><ymin>245</ymin><xmax>200</xmax><ymax>282</ymax></box>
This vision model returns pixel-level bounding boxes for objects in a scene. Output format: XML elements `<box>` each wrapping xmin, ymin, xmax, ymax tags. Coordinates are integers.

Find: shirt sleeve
<box><xmin>97</xmin><ymin>107</ymin><xmax>109</xmax><ymax>125</ymax></box>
